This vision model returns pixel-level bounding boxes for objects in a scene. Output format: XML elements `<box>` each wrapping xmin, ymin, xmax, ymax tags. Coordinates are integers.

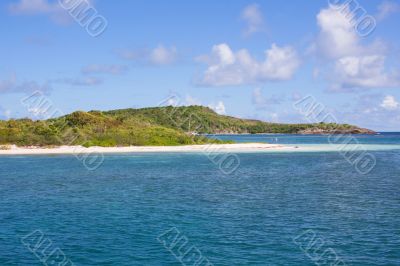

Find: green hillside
<box><xmin>104</xmin><ymin>106</ymin><xmax>374</xmax><ymax>134</ymax></box>
<box><xmin>0</xmin><ymin>105</ymin><xmax>374</xmax><ymax>147</ymax></box>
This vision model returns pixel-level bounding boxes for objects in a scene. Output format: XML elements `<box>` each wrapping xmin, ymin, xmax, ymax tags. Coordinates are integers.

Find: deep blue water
<box><xmin>0</xmin><ymin>134</ymin><xmax>399</xmax><ymax>265</ymax></box>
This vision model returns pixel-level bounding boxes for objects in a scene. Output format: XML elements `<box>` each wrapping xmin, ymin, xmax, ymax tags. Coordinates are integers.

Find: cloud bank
<box><xmin>197</xmin><ymin>43</ymin><xmax>300</xmax><ymax>86</ymax></box>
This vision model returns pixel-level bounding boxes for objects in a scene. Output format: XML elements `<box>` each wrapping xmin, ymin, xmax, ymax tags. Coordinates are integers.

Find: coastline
<box><xmin>1</xmin><ymin>143</ymin><xmax>399</xmax><ymax>155</ymax></box>
<box><xmin>0</xmin><ymin>143</ymin><xmax>293</xmax><ymax>155</ymax></box>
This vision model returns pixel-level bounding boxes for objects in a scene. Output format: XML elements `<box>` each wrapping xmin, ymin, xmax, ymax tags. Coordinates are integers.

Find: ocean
<box><xmin>1</xmin><ymin>133</ymin><xmax>399</xmax><ymax>265</ymax></box>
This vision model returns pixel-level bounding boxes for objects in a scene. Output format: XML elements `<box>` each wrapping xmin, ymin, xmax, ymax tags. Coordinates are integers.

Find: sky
<box><xmin>1</xmin><ymin>0</ymin><xmax>400</xmax><ymax>131</ymax></box>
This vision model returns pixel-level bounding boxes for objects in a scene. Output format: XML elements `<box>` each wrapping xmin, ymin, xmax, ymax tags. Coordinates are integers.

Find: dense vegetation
<box><xmin>0</xmin><ymin>105</ymin><xmax>373</xmax><ymax>147</ymax></box>
<box><xmin>107</xmin><ymin>106</ymin><xmax>363</xmax><ymax>134</ymax></box>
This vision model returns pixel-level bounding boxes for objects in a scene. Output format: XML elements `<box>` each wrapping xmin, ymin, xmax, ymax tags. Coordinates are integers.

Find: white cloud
<box><xmin>208</xmin><ymin>43</ymin><xmax>235</xmax><ymax>65</ymax></box>
<box><xmin>197</xmin><ymin>43</ymin><xmax>300</xmax><ymax>86</ymax></box>
<box><xmin>314</xmin><ymin>5</ymin><xmax>400</xmax><ymax>90</ymax></box>
<box><xmin>381</xmin><ymin>95</ymin><xmax>399</xmax><ymax>110</ymax></box>
<box><xmin>8</xmin><ymin>0</ymin><xmax>73</xmax><ymax>25</ymax></box>
<box><xmin>334</xmin><ymin>55</ymin><xmax>400</xmax><ymax>88</ymax></box>
<box><xmin>376</xmin><ymin>1</ymin><xmax>400</xmax><ymax>21</ymax></box>
<box><xmin>241</xmin><ymin>4</ymin><xmax>264</xmax><ymax>35</ymax></box>
<box><xmin>149</xmin><ymin>45</ymin><xmax>177</xmax><ymax>65</ymax></box>
<box><xmin>314</xmin><ymin>4</ymin><xmax>360</xmax><ymax>59</ymax></box>
<box><xmin>82</xmin><ymin>64</ymin><xmax>128</xmax><ymax>75</ymax></box>
<box><xmin>208</xmin><ymin>101</ymin><xmax>226</xmax><ymax>115</ymax></box>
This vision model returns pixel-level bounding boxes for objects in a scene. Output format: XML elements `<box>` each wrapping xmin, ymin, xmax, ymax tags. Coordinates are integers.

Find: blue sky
<box><xmin>1</xmin><ymin>0</ymin><xmax>400</xmax><ymax>130</ymax></box>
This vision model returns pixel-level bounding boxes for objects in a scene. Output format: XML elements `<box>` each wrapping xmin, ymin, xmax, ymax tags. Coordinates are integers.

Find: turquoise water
<box><xmin>0</xmin><ymin>134</ymin><xmax>399</xmax><ymax>265</ymax></box>
<box><xmin>208</xmin><ymin>132</ymin><xmax>400</xmax><ymax>145</ymax></box>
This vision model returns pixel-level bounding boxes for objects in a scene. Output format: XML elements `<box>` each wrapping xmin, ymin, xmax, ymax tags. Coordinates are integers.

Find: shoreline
<box><xmin>1</xmin><ymin>143</ymin><xmax>399</xmax><ymax>155</ymax></box>
<box><xmin>0</xmin><ymin>143</ymin><xmax>294</xmax><ymax>155</ymax></box>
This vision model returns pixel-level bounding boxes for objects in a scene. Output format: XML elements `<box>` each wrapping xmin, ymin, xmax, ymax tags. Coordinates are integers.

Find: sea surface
<box><xmin>1</xmin><ymin>133</ymin><xmax>399</xmax><ymax>265</ymax></box>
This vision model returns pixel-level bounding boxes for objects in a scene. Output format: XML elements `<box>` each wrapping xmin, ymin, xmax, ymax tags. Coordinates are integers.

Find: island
<box><xmin>0</xmin><ymin>105</ymin><xmax>375</xmax><ymax>149</ymax></box>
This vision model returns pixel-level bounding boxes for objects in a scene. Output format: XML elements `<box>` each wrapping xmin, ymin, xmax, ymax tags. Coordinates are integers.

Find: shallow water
<box><xmin>208</xmin><ymin>132</ymin><xmax>400</xmax><ymax>145</ymax></box>
<box><xmin>0</xmin><ymin>134</ymin><xmax>399</xmax><ymax>265</ymax></box>
<box><xmin>211</xmin><ymin>132</ymin><xmax>400</xmax><ymax>153</ymax></box>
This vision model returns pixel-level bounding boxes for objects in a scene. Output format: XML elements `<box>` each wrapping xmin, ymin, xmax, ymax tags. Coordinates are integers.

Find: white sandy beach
<box><xmin>1</xmin><ymin>143</ymin><xmax>399</xmax><ymax>155</ymax></box>
<box><xmin>0</xmin><ymin>143</ymin><xmax>296</xmax><ymax>155</ymax></box>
